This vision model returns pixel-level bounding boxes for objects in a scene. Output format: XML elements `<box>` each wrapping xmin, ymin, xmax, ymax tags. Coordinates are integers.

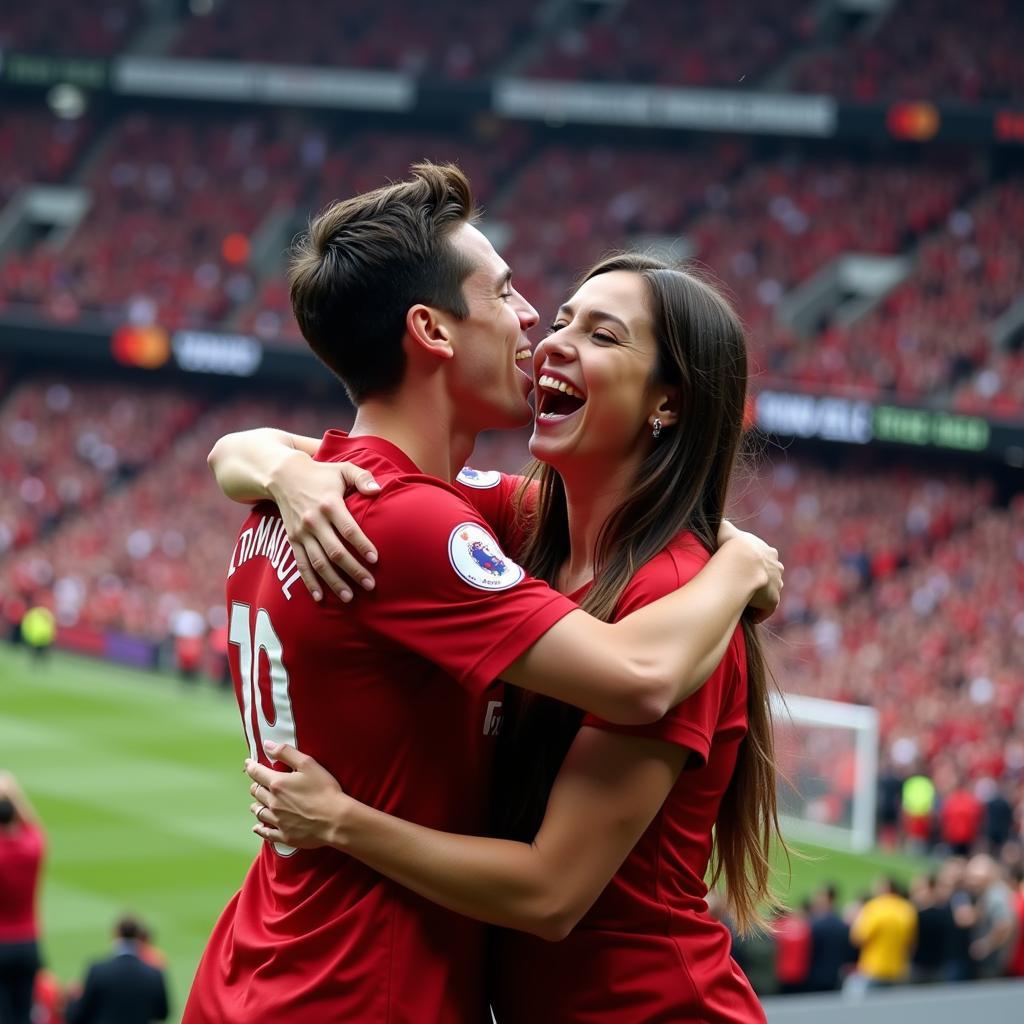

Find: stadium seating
<box><xmin>0</xmin><ymin>0</ymin><xmax>142</xmax><ymax>56</ymax></box>
<box><xmin>524</xmin><ymin>0</ymin><xmax>809</xmax><ymax>88</ymax></box>
<box><xmin>0</xmin><ymin>109</ymin><xmax>92</xmax><ymax>209</ymax></box>
<box><xmin>1</xmin><ymin>394</ymin><xmax>342</xmax><ymax>640</ymax></box>
<box><xmin>0</xmin><ymin>113</ymin><xmax>312</xmax><ymax>327</ymax></box>
<box><xmin>0</xmin><ymin>377</ymin><xmax>202</xmax><ymax>559</ymax></box>
<box><xmin>174</xmin><ymin>0</ymin><xmax>538</xmax><ymax>78</ymax></box>
<box><xmin>793</xmin><ymin>0</ymin><xmax>1024</xmax><ymax>103</ymax></box>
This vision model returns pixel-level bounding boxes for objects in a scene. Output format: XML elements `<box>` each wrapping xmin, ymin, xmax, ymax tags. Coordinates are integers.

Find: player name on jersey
<box><xmin>226</xmin><ymin>513</ymin><xmax>302</xmax><ymax>599</ymax></box>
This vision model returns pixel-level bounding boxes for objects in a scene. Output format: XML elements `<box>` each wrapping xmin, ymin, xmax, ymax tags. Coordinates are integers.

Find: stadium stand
<box><xmin>174</xmin><ymin>0</ymin><xmax>538</xmax><ymax>78</ymax></box>
<box><xmin>523</xmin><ymin>0</ymin><xmax>811</xmax><ymax>87</ymax></box>
<box><xmin>0</xmin><ymin>377</ymin><xmax>202</xmax><ymax>557</ymax></box>
<box><xmin>0</xmin><ymin>0</ymin><xmax>142</xmax><ymax>56</ymax></box>
<box><xmin>1</xmin><ymin>394</ymin><xmax>339</xmax><ymax>640</ymax></box>
<box><xmin>0</xmin><ymin>109</ymin><xmax>92</xmax><ymax>209</ymax></box>
<box><xmin>793</xmin><ymin>0</ymin><xmax>1024</xmax><ymax>103</ymax></box>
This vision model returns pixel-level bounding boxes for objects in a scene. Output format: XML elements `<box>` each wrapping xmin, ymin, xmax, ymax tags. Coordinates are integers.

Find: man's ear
<box><xmin>650</xmin><ymin>386</ymin><xmax>680</xmax><ymax>429</ymax></box>
<box><xmin>406</xmin><ymin>304</ymin><xmax>454</xmax><ymax>361</ymax></box>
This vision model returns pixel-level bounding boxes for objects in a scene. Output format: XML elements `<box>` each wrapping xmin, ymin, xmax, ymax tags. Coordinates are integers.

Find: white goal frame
<box><xmin>771</xmin><ymin>692</ymin><xmax>880</xmax><ymax>853</ymax></box>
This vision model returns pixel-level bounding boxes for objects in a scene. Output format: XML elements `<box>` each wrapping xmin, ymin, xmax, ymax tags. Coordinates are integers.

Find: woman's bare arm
<box><xmin>208</xmin><ymin>427</ymin><xmax>380</xmax><ymax>601</ymax></box>
<box><xmin>248</xmin><ymin>731</ymin><xmax>685</xmax><ymax>941</ymax></box>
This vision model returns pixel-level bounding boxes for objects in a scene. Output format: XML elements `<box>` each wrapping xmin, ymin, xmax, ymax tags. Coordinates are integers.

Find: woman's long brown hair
<box><xmin>498</xmin><ymin>253</ymin><xmax>784</xmax><ymax>932</ymax></box>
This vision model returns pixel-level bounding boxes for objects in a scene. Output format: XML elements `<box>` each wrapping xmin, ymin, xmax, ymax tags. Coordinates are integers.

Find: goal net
<box><xmin>771</xmin><ymin>692</ymin><xmax>879</xmax><ymax>852</ymax></box>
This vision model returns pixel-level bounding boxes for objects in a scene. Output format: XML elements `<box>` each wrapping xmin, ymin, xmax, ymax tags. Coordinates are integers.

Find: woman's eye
<box><xmin>546</xmin><ymin>322</ymin><xmax>567</xmax><ymax>335</ymax></box>
<box><xmin>593</xmin><ymin>331</ymin><xmax>617</xmax><ymax>343</ymax></box>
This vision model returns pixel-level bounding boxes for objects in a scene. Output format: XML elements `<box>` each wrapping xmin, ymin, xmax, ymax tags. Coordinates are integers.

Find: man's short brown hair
<box><xmin>289</xmin><ymin>162</ymin><xmax>477</xmax><ymax>403</ymax></box>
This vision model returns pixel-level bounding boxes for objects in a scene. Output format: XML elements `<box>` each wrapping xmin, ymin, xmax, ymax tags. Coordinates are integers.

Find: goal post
<box><xmin>771</xmin><ymin>692</ymin><xmax>879</xmax><ymax>853</ymax></box>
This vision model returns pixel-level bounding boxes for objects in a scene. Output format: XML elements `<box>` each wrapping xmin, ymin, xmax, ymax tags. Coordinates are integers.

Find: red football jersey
<box><xmin>493</xmin><ymin>533</ymin><xmax>765</xmax><ymax>1024</ymax></box>
<box><xmin>184</xmin><ymin>434</ymin><xmax>576</xmax><ymax>1024</ymax></box>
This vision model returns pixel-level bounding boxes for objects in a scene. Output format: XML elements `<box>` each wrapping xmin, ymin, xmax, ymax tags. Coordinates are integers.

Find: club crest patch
<box><xmin>456</xmin><ymin>466</ymin><xmax>502</xmax><ymax>489</ymax></box>
<box><xmin>448</xmin><ymin>522</ymin><xmax>524</xmax><ymax>591</ymax></box>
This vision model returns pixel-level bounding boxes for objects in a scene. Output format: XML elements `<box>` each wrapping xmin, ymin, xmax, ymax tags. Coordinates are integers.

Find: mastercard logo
<box><xmin>111</xmin><ymin>325</ymin><xmax>171</xmax><ymax>369</ymax></box>
<box><xmin>887</xmin><ymin>102</ymin><xmax>940</xmax><ymax>142</ymax></box>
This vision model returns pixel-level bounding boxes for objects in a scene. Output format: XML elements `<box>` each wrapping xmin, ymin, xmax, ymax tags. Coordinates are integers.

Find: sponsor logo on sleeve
<box><xmin>448</xmin><ymin>522</ymin><xmax>525</xmax><ymax>591</ymax></box>
<box><xmin>456</xmin><ymin>467</ymin><xmax>502</xmax><ymax>489</ymax></box>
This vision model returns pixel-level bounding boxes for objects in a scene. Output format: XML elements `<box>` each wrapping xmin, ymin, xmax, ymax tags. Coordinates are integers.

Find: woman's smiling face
<box><xmin>529</xmin><ymin>270</ymin><xmax>674</xmax><ymax>473</ymax></box>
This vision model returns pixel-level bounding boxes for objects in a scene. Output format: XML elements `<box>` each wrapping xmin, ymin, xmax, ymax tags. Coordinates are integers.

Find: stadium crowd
<box><xmin>719</xmin><ymin>852</ymin><xmax>1024</xmax><ymax>995</ymax></box>
<box><xmin>173</xmin><ymin>0</ymin><xmax>537</xmax><ymax>78</ymax></box>
<box><xmin>793</xmin><ymin>0</ymin><xmax>1024</xmax><ymax>104</ymax></box>
<box><xmin>2</xmin><ymin>104</ymin><xmax>1019</xmax><ymax>415</ymax></box>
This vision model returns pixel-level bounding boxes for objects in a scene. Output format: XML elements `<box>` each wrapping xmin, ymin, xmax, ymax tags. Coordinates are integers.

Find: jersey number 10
<box><xmin>229</xmin><ymin>601</ymin><xmax>298</xmax><ymax>856</ymax></box>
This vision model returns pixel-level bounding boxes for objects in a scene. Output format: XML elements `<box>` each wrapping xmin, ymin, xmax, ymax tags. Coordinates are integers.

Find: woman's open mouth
<box><xmin>535</xmin><ymin>373</ymin><xmax>587</xmax><ymax>422</ymax></box>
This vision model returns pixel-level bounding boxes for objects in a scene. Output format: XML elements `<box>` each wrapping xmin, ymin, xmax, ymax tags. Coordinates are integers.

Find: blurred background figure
<box><xmin>939</xmin><ymin>777</ymin><xmax>984</xmax><ymax>856</ymax></box>
<box><xmin>909</xmin><ymin>873</ymin><xmax>954</xmax><ymax>983</ymax></box>
<box><xmin>772</xmin><ymin>901</ymin><xmax>812</xmax><ymax>994</ymax></box>
<box><xmin>0</xmin><ymin>772</ymin><xmax>46</xmax><ymax>1024</ymax></box>
<box><xmin>19</xmin><ymin>605</ymin><xmax>55</xmax><ymax>663</ymax></box>
<box><xmin>805</xmin><ymin>883</ymin><xmax>853</xmax><ymax>992</ymax></box>
<box><xmin>849</xmin><ymin>877</ymin><xmax>917</xmax><ymax>989</ymax></box>
<box><xmin>65</xmin><ymin>916</ymin><xmax>168</xmax><ymax>1024</ymax></box>
<box><xmin>962</xmin><ymin>854</ymin><xmax>1018</xmax><ymax>979</ymax></box>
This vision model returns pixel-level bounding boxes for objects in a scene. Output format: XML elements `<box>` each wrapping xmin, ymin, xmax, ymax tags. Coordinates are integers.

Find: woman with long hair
<box><xmin>228</xmin><ymin>253</ymin><xmax>782</xmax><ymax>1021</ymax></box>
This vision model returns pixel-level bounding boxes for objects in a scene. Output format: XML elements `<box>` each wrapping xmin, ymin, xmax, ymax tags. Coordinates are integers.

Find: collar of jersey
<box><xmin>317</xmin><ymin>430</ymin><xmax>424</xmax><ymax>476</ymax></box>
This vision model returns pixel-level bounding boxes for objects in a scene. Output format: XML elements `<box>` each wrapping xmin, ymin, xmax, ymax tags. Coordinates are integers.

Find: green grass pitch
<box><xmin>1</xmin><ymin>644</ymin><xmax>931</xmax><ymax>1020</ymax></box>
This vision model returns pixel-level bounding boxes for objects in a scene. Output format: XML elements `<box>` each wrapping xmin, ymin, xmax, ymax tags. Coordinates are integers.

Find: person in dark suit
<box><xmin>66</xmin><ymin>917</ymin><xmax>168</xmax><ymax>1024</ymax></box>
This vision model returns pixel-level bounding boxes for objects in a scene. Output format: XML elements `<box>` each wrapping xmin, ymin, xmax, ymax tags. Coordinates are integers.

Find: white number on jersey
<box><xmin>229</xmin><ymin>601</ymin><xmax>298</xmax><ymax>856</ymax></box>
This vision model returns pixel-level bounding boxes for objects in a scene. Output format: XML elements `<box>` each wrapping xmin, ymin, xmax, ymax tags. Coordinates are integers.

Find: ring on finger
<box><xmin>256</xmin><ymin>805</ymin><xmax>267</xmax><ymax>825</ymax></box>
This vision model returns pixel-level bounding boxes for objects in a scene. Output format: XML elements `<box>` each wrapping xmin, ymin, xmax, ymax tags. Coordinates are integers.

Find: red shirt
<box><xmin>773</xmin><ymin>914</ymin><xmax>812</xmax><ymax>985</ymax></box>
<box><xmin>494</xmin><ymin>533</ymin><xmax>764</xmax><ymax>1024</ymax></box>
<box><xmin>940</xmin><ymin>790</ymin><xmax>983</xmax><ymax>846</ymax></box>
<box><xmin>0</xmin><ymin>821</ymin><xmax>45</xmax><ymax>942</ymax></box>
<box><xmin>1009</xmin><ymin>891</ymin><xmax>1024</xmax><ymax>977</ymax></box>
<box><xmin>184</xmin><ymin>435</ymin><xmax>576</xmax><ymax>1024</ymax></box>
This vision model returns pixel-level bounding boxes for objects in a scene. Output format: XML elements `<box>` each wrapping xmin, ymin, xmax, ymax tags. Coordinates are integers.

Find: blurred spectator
<box><xmin>963</xmin><ymin>854</ymin><xmax>1018</xmax><ymax>978</ymax></box>
<box><xmin>32</xmin><ymin>969</ymin><xmax>65</xmax><ymax>1024</ymax></box>
<box><xmin>940</xmin><ymin>782</ymin><xmax>984</xmax><ymax>856</ymax></box>
<box><xmin>910</xmin><ymin>873</ymin><xmax>954</xmax><ymax>984</ymax></box>
<box><xmin>1008</xmin><ymin>866</ymin><xmax>1024</xmax><ymax>978</ymax></box>
<box><xmin>944</xmin><ymin>858</ymin><xmax>978</xmax><ymax>982</ymax></box>
<box><xmin>805</xmin><ymin>884</ymin><xmax>852</xmax><ymax>992</ymax></box>
<box><xmin>0</xmin><ymin>772</ymin><xmax>45</xmax><ymax>1024</ymax></box>
<box><xmin>732</xmin><ymin>928</ymin><xmax>778</xmax><ymax>998</ymax></box>
<box><xmin>19</xmin><ymin>605</ymin><xmax>55</xmax><ymax>662</ymax></box>
<box><xmin>849</xmin><ymin>878</ymin><xmax>917</xmax><ymax>988</ymax></box>
<box><xmin>876</xmin><ymin>760</ymin><xmax>905</xmax><ymax>850</ymax></box>
<box><xmin>902</xmin><ymin>774</ymin><xmax>936</xmax><ymax>854</ymax></box>
<box><xmin>65</xmin><ymin>915</ymin><xmax>168</xmax><ymax>1024</ymax></box>
<box><xmin>773</xmin><ymin>902</ymin><xmax>812</xmax><ymax>994</ymax></box>
<box><xmin>981</xmin><ymin>780</ymin><xmax>1015</xmax><ymax>854</ymax></box>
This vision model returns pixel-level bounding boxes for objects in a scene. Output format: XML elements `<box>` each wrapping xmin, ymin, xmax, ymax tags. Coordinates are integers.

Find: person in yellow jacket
<box><xmin>850</xmin><ymin>877</ymin><xmax>918</xmax><ymax>987</ymax></box>
<box><xmin>20</xmin><ymin>607</ymin><xmax>55</xmax><ymax>663</ymax></box>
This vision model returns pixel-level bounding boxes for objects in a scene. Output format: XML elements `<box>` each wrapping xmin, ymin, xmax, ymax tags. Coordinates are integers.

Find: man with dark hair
<box><xmin>186</xmin><ymin>163</ymin><xmax>781</xmax><ymax>1023</ymax></box>
<box><xmin>66</xmin><ymin>916</ymin><xmax>169</xmax><ymax>1024</ymax></box>
<box><xmin>0</xmin><ymin>772</ymin><xmax>45</xmax><ymax>1024</ymax></box>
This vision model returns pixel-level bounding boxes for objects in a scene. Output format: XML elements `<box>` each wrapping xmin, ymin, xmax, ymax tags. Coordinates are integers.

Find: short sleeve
<box><xmin>453</xmin><ymin>469</ymin><xmax>536</xmax><ymax>558</ymax></box>
<box><xmin>353</xmin><ymin>480</ymin><xmax>576</xmax><ymax>696</ymax></box>
<box><xmin>581</xmin><ymin>544</ymin><xmax>737</xmax><ymax>767</ymax></box>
